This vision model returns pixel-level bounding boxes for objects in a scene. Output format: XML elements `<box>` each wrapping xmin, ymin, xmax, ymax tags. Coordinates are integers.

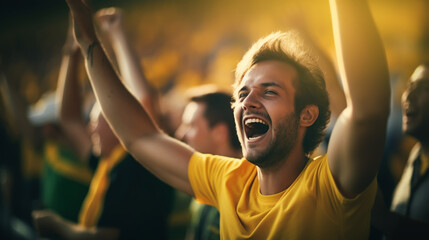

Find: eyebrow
<box><xmin>237</xmin><ymin>85</ymin><xmax>248</xmax><ymax>93</ymax></box>
<box><xmin>236</xmin><ymin>81</ymin><xmax>284</xmax><ymax>94</ymax></box>
<box><xmin>260</xmin><ymin>82</ymin><xmax>283</xmax><ymax>88</ymax></box>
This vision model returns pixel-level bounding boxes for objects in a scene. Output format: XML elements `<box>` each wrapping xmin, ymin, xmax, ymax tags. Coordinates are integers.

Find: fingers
<box><xmin>82</xmin><ymin>0</ymin><xmax>92</xmax><ymax>8</ymax></box>
<box><xmin>97</xmin><ymin>7</ymin><xmax>122</xmax><ymax>17</ymax></box>
<box><xmin>32</xmin><ymin>210</ymin><xmax>60</xmax><ymax>238</ymax></box>
<box><xmin>66</xmin><ymin>0</ymin><xmax>91</xmax><ymax>11</ymax></box>
<box><xmin>64</xmin><ymin>14</ymin><xmax>79</xmax><ymax>52</ymax></box>
<box><xmin>65</xmin><ymin>0</ymin><xmax>97</xmax><ymax>50</ymax></box>
<box><xmin>95</xmin><ymin>7</ymin><xmax>123</xmax><ymax>24</ymax></box>
<box><xmin>95</xmin><ymin>7</ymin><xmax>124</xmax><ymax>33</ymax></box>
<box><xmin>32</xmin><ymin>209</ymin><xmax>56</xmax><ymax>219</ymax></box>
<box><xmin>65</xmin><ymin>0</ymin><xmax>85</xmax><ymax>13</ymax></box>
<box><xmin>32</xmin><ymin>210</ymin><xmax>50</xmax><ymax>235</ymax></box>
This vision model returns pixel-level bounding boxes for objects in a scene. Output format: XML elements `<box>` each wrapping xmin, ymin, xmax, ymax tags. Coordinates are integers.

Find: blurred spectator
<box><xmin>1</xmin><ymin>74</ymin><xmax>38</xmax><ymax>240</ymax></box>
<box><xmin>371</xmin><ymin>63</ymin><xmax>429</xmax><ymax>239</ymax></box>
<box><xmin>1</xmin><ymin>43</ymin><xmax>90</xmax><ymax>239</ymax></box>
<box><xmin>173</xmin><ymin>86</ymin><xmax>242</xmax><ymax>240</ymax></box>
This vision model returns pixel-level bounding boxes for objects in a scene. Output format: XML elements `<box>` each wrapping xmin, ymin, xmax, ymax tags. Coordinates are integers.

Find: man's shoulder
<box><xmin>300</xmin><ymin>154</ymin><xmax>331</xmax><ymax>184</ymax></box>
<box><xmin>306</xmin><ymin>154</ymin><xmax>328</xmax><ymax>170</ymax></box>
<box><xmin>190</xmin><ymin>152</ymin><xmax>253</xmax><ymax>177</ymax></box>
<box><xmin>191</xmin><ymin>152</ymin><xmax>245</xmax><ymax>165</ymax></box>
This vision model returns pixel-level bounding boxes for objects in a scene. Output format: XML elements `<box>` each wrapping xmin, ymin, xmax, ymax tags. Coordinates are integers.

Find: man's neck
<box><xmin>257</xmin><ymin>149</ymin><xmax>309</xmax><ymax>195</ymax></box>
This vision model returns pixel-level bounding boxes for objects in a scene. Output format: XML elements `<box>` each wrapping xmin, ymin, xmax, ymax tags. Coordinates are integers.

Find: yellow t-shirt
<box><xmin>188</xmin><ymin>153</ymin><xmax>377</xmax><ymax>240</ymax></box>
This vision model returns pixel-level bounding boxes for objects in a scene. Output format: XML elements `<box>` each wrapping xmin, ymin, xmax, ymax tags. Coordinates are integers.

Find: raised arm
<box><xmin>328</xmin><ymin>0</ymin><xmax>390</xmax><ymax>197</ymax></box>
<box><xmin>66</xmin><ymin>0</ymin><xmax>195</xmax><ymax>195</ymax></box>
<box><xmin>57</xmin><ymin>16</ymin><xmax>92</xmax><ymax>160</ymax></box>
<box><xmin>94</xmin><ymin>8</ymin><xmax>163</xmax><ymax>125</ymax></box>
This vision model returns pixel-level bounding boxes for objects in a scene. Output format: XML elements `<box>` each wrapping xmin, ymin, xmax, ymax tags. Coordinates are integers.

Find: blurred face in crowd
<box><xmin>402</xmin><ymin>64</ymin><xmax>429</xmax><ymax>141</ymax></box>
<box><xmin>233</xmin><ymin>60</ymin><xmax>300</xmax><ymax>168</ymax></box>
<box><xmin>176</xmin><ymin>101</ymin><xmax>217</xmax><ymax>154</ymax></box>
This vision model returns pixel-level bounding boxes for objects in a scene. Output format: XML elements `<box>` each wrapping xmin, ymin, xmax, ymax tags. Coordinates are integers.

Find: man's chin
<box><xmin>245</xmin><ymin>149</ymin><xmax>268</xmax><ymax>166</ymax></box>
<box><xmin>245</xmin><ymin>154</ymin><xmax>258</xmax><ymax>164</ymax></box>
<box><xmin>245</xmin><ymin>144</ymin><xmax>293</xmax><ymax>169</ymax></box>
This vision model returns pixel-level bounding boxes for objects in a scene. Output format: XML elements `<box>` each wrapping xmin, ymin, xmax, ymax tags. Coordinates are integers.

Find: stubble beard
<box><xmin>246</xmin><ymin>113</ymin><xmax>299</xmax><ymax>169</ymax></box>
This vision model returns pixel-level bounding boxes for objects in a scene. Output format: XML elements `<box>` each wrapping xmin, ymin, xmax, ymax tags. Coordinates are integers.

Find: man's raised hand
<box><xmin>66</xmin><ymin>0</ymin><xmax>97</xmax><ymax>53</ymax></box>
<box><xmin>95</xmin><ymin>7</ymin><xmax>124</xmax><ymax>34</ymax></box>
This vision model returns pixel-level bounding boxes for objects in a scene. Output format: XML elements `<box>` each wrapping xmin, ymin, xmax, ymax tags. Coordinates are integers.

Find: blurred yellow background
<box><xmin>1</xmin><ymin>0</ymin><xmax>428</xmax><ymax>106</ymax></box>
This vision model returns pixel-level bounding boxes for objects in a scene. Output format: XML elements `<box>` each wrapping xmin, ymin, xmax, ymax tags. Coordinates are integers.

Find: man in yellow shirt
<box><xmin>66</xmin><ymin>0</ymin><xmax>390</xmax><ymax>239</ymax></box>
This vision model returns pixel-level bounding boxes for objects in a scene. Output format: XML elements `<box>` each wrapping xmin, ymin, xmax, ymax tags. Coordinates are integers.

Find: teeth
<box><xmin>244</xmin><ymin>118</ymin><xmax>267</xmax><ymax>126</ymax></box>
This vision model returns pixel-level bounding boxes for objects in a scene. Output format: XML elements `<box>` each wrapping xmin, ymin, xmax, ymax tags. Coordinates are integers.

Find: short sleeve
<box><xmin>188</xmin><ymin>152</ymin><xmax>244</xmax><ymax>207</ymax></box>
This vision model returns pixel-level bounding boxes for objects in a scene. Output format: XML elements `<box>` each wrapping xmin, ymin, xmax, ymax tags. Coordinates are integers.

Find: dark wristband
<box><xmin>87</xmin><ymin>41</ymin><xmax>100</xmax><ymax>66</ymax></box>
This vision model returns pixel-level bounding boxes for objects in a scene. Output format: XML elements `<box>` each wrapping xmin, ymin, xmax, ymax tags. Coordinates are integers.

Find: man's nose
<box><xmin>242</xmin><ymin>92</ymin><xmax>262</xmax><ymax>111</ymax></box>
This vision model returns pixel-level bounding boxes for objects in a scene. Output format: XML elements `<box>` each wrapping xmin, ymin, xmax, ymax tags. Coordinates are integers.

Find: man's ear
<box><xmin>299</xmin><ymin>105</ymin><xmax>319</xmax><ymax>127</ymax></box>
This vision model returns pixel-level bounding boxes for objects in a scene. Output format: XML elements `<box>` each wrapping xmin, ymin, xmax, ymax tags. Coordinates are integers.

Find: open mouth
<box><xmin>244</xmin><ymin>118</ymin><xmax>269</xmax><ymax>140</ymax></box>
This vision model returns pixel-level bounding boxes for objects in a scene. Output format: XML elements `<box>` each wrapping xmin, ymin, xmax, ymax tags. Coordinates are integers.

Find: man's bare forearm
<box><xmin>83</xmin><ymin>45</ymin><xmax>194</xmax><ymax>194</ymax></box>
<box><xmin>83</xmin><ymin>40</ymin><xmax>159</xmax><ymax>146</ymax></box>
<box><xmin>57</xmin><ymin>50</ymin><xmax>83</xmax><ymax>123</ymax></box>
<box><xmin>66</xmin><ymin>0</ymin><xmax>159</xmax><ymax>146</ymax></box>
<box><xmin>95</xmin><ymin>10</ymin><xmax>163</xmax><ymax>125</ymax></box>
<box><xmin>56</xmin><ymin>14</ymin><xmax>93</xmax><ymax>160</ymax></box>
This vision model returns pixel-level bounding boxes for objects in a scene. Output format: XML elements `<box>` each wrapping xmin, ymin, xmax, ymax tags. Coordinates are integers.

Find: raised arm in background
<box><xmin>328</xmin><ymin>0</ymin><xmax>390</xmax><ymax>197</ymax></box>
<box><xmin>94</xmin><ymin>8</ymin><xmax>163</xmax><ymax>125</ymax></box>
<box><xmin>66</xmin><ymin>0</ymin><xmax>195</xmax><ymax>195</ymax></box>
<box><xmin>56</xmin><ymin>15</ymin><xmax>92</xmax><ymax>161</ymax></box>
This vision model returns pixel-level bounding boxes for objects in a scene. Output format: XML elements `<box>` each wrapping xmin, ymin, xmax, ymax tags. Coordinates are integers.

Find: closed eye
<box><xmin>264</xmin><ymin>89</ymin><xmax>277</xmax><ymax>96</ymax></box>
